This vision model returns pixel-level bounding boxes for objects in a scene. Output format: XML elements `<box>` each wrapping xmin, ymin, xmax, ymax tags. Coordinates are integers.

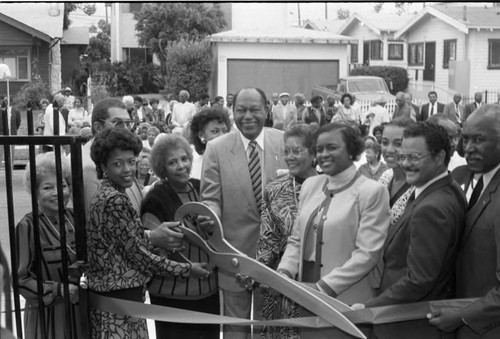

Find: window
<box><xmin>388</xmin><ymin>43</ymin><xmax>404</xmax><ymax>60</ymax></box>
<box><xmin>370</xmin><ymin>40</ymin><xmax>383</xmax><ymax>60</ymax></box>
<box><xmin>443</xmin><ymin>39</ymin><xmax>457</xmax><ymax>69</ymax></box>
<box><xmin>122</xmin><ymin>48</ymin><xmax>153</xmax><ymax>64</ymax></box>
<box><xmin>350</xmin><ymin>43</ymin><xmax>358</xmax><ymax>63</ymax></box>
<box><xmin>409</xmin><ymin>43</ymin><xmax>424</xmax><ymax>66</ymax></box>
<box><xmin>488</xmin><ymin>39</ymin><xmax>500</xmax><ymax>69</ymax></box>
<box><xmin>0</xmin><ymin>47</ymin><xmax>30</xmax><ymax>81</ymax></box>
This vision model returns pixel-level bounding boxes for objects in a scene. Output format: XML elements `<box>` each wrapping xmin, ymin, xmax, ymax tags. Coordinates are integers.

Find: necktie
<box><xmin>248</xmin><ymin>140</ymin><xmax>262</xmax><ymax>209</ymax></box>
<box><xmin>456</xmin><ymin>105</ymin><xmax>461</xmax><ymax>122</ymax></box>
<box><xmin>468</xmin><ymin>176</ymin><xmax>484</xmax><ymax>210</ymax></box>
<box><xmin>430</xmin><ymin>104</ymin><xmax>434</xmax><ymax>116</ymax></box>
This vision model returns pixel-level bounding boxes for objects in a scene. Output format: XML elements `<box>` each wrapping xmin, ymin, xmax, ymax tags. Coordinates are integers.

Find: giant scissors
<box><xmin>174</xmin><ymin>202</ymin><xmax>365</xmax><ymax>338</ymax></box>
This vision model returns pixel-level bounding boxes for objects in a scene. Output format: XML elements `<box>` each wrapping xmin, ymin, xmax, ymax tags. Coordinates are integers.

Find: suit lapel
<box><xmin>384</xmin><ymin>176</ymin><xmax>450</xmax><ymax>252</ymax></box>
<box><xmin>462</xmin><ymin>170</ymin><xmax>500</xmax><ymax>244</ymax></box>
<box><xmin>226</xmin><ymin>132</ymin><xmax>257</xmax><ymax>208</ymax></box>
<box><xmin>263</xmin><ymin>128</ymin><xmax>285</xmax><ymax>185</ymax></box>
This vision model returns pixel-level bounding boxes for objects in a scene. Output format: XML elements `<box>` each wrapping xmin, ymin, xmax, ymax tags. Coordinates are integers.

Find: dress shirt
<box><xmin>172</xmin><ymin>101</ymin><xmax>196</xmax><ymax>127</ymax></box>
<box><xmin>429</xmin><ymin>103</ymin><xmax>437</xmax><ymax>116</ymax></box>
<box><xmin>414</xmin><ymin>171</ymin><xmax>447</xmax><ymax>199</ymax></box>
<box><xmin>455</xmin><ymin>104</ymin><xmax>462</xmax><ymax>122</ymax></box>
<box><xmin>467</xmin><ymin>163</ymin><xmax>500</xmax><ymax>201</ymax></box>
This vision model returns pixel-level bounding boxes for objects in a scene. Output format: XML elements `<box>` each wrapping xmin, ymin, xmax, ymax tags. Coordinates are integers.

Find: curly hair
<box><xmin>150</xmin><ymin>134</ymin><xmax>193</xmax><ymax>179</ymax></box>
<box><xmin>315</xmin><ymin>121</ymin><xmax>364</xmax><ymax>160</ymax></box>
<box><xmin>190</xmin><ymin>108</ymin><xmax>231</xmax><ymax>155</ymax></box>
<box><xmin>340</xmin><ymin>93</ymin><xmax>354</xmax><ymax>106</ymax></box>
<box><xmin>91</xmin><ymin>128</ymin><xmax>142</xmax><ymax>179</ymax></box>
<box><xmin>403</xmin><ymin>121</ymin><xmax>451</xmax><ymax>166</ymax></box>
<box><xmin>284</xmin><ymin>122</ymin><xmax>319</xmax><ymax>154</ymax></box>
<box><xmin>24</xmin><ymin>152</ymin><xmax>72</xmax><ymax>194</ymax></box>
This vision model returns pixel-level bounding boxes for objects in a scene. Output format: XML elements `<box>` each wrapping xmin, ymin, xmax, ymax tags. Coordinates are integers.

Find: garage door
<box><xmin>227</xmin><ymin>59</ymin><xmax>339</xmax><ymax>100</ymax></box>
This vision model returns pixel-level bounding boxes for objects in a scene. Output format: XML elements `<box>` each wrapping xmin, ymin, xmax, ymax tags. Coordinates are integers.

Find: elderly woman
<box><xmin>333</xmin><ymin>93</ymin><xmax>361</xmax><ymax>125</ymax></box>
<box><xmin>358</xmin><ymin>136</ymin><xmax>388</xmax><ymax>181</ymax></box>
<box><xmin>277</xmin><ymin>122</ymin><xmax>390</xmax><ymax>338</ymax></box>
<box><xmin>146</xmin><ymin>126</ymin><xmax>160</xmax><ymax>149</ymax></box>
<box><xmin>16</xmin><ymin>152</ymin><xmax>80</xmax><ymax>339</ymax></box>
<box><xmin>378</xmin><ymin>117</ymin><xmax>416</xmax><ymax>224</ymax></box>
<box><xmin>189</xmin><ymin>107</ymin><xmax>231</xmax><ymax>179</ymax></box>
<box><xmin>140</xmin><ymin>133</ymin><xmax>220</xmax><ymax>339</ymax></box>
<box><xmin>87</xmin><ymin>128</ymin><xmax>209</xmax><ymax>339</ymax></box>
<box><xmin>256</xmin><ymin>123</ymin><xmax>319</xmax><ymax>339</ymax></box>
<box><xmin>136</xmin><ymin>150</ymin><xmax>158</xmax><ymax>189</ymax></box>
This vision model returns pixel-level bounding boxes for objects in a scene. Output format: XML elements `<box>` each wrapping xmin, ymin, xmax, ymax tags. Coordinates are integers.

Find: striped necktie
<box><xmin>248</xmin><ymin>140</ymin><xmax>262</xmax><ymax>209</ymax></box>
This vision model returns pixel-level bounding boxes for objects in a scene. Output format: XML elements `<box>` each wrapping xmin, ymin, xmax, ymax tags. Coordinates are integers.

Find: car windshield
<box><xmin>348</xmin><ymin>79</ymin><xmax>388</xmax><ymax>93</ymax></box>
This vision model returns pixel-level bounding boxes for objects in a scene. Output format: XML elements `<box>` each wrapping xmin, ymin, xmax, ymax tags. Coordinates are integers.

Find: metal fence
<box><xmin>0</xmin><ymin>101</ymin><xmax>87</xmax><ymax>339</ymax></box>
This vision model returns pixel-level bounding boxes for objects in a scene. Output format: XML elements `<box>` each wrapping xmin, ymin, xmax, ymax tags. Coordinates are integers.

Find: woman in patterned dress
<box><xmin>87</xmin><ymin>128</ymin><xmax>209</xmax><ymax>339</ymax></box>
<box><xmin>141</xmin><ymin>133</ymin><xmax>220</xmax><ymax>339</ymax></box>
<box><xmin>16</xmin><ymin>152</ymin><xmax>81</xmax><ymax>339</ymax></box>
<box><xmin>256</xmin><ymin>123</ymin><xmax>319</xmax><ymax>339</ymax></box>
<box><xmin>378</xmin><ymin>117</ymin><xmax>416</xmax><ymax>224</ymax></box>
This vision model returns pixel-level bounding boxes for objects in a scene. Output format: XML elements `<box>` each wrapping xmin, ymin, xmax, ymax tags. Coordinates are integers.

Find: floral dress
<box><xmin>86</xmin><ymin>178</ymin><xmax>191</xmax><ymax>339</ymax></box>
<box><xmin>16</xmin><ymin>209</ymin><xmax>80</xmax><ymax>339</ymax></box>
<box><xmin>256</xmin><ymin>175</ymin><xmax>304</xmax><ymax>339</ymax></box>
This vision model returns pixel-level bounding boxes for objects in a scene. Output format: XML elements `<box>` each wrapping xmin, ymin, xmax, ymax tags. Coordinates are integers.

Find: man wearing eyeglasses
<box><xmin>429</xmin><ymin>104</ymin><xmax>500</xmax><ymax>338</ymax></box>
<box><xmin>364</xmin><ymin>122</ymin><xmax>466</xmax><ymax>338</ymax></box>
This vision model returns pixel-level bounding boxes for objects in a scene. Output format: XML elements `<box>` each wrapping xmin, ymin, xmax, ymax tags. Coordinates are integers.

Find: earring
<box><xmin>200</xmin><ymin>137</ymin><xmax>206</xmax><ymax>144</ymax></box>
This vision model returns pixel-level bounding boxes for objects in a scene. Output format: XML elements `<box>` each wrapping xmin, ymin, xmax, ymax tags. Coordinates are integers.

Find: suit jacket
<box><xmin>411</xmin><ymin>103</ymin><xmax>422</xmax><ymax>121</ymax></box>
<box><xmin>366</xmin><ymin>174</ymin><xmax>466</xmax><ymax>338</ymax></box>
<box><xmin>456</xmin><ymin>168</ymin><xmax>500</xmax><ymax>338</ymax></box>
<box><xmin>420</xmin><ymin>102</ymin><xmax>445</xmax><ymax>121</ymax></box>
<box><xmin>443</xmin><ymin>102</ymin><xmax>465</xmax><ymax>125</ymax></box>
<box><xmin>201</xmin><ymin>128</ymin><xmax>286</xmax><ymax>291</ymax></box>
<box><xmin>464</xmin><ymin>102</ymin><xmax>482</xmax><ymax>122</ymax></box>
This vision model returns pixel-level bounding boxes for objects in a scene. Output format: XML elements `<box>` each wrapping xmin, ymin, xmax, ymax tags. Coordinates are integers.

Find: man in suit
<box><xmin>443</xmin><ymin>93</ymin><xmax>465</xmax><ymax>126</ymax></box>
<box><xmin>365</xmin><ymin>122</ymin><xmax>466</xmax><ymax>338</ymax></box>
<box><xmin>420</xmin><ymin>91</ymin><xmax>445</xmax><ymax>121</ymax></box>
<box><xmin>201</xmin><ymin>87</ymin><xmax>286</xmax><ymax>339</ymax></box>
<box><xmin>429</xmin><ymin>104</ymin><xmax>500</xmax><ymax>338</ymax></box>
<box><xmin>405</xmin><ymin>92</ymin><xmax>422</xmax><ymax>121</ymax></box>
<box><xmin>464</xmin><ymin>91</ymin><xmax>483</xmax><ymax>122</ymax></box>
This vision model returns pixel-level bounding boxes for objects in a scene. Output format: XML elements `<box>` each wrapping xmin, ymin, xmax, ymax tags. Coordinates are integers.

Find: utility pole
<box><xmin>297</xmin><ymin>3</ymin><xmax>301</xmax><ymax>26</ymax></box>
<box><xmin>325</xmin><ymin>3</ymin><xmax>328</xmax><ymax>19</ymax></box>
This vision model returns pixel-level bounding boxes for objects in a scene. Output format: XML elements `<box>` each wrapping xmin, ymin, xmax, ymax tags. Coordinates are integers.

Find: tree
<box><xmin>63</xmin><ymin>3</ymin><xmax>78</xmax><ymax>30</ymax></box>
<box><xmin>337</xmin><ymin>8</ymin><xmax>351</xmax><ymax>20</ymax></box>
<box><xmin>134</xmin><ymin>3</ymin><xmax>226</xmax><ymax>72</ymax></box>
<box><xmin>395</xmin><ymin>2</ymin><xmax>412</xmax><ymax>15</ymax></box>
<box><xmin>164</xmin><ymin>39</ymin><xmax>212</xmax><ymax>100</ymax></box>
<box><xmin>85</xmin><ymin>20</ymin><xmax>111</xmax><ymax>64</ymax></box>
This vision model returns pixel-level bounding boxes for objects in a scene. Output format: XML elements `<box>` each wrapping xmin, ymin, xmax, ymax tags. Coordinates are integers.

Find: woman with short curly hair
<box><xmin>189</xmin><ymin>107</ymin><xmax>231</xmax><ymax>179</ymax></box>
<box><xmin>333</xmin><ymin>93</ymin><xmax>362</xmax><ymax>125</ymax></box>
<box><xmin>141</xmin><ymin>133</ymin><xmax>220</xmax><ymax>339</ymax></box>
<box><xmin>87</xmin><ymin>128</ymin><xmax>209</xmax><ymax>339</ymax></box>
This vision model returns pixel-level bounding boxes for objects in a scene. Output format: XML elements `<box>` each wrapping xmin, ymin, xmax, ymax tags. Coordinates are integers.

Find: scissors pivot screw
<box><xmin>231</xmin><ymin>258</ymin><xmax>239</xmax><ymax>267</ymax></box>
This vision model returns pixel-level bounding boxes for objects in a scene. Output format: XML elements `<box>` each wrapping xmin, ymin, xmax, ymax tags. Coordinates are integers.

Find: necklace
<box><xmin>42</xmin><ymin>211</ymin><xmax>76</xmax><ymax>256</ymax></box>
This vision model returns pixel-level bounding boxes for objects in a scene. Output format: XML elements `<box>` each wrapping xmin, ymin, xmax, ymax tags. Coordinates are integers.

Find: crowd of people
<box><xmin>6</xmin><ymin>85</ymin><xmax>500</xmax><ymax>339</ymax></box>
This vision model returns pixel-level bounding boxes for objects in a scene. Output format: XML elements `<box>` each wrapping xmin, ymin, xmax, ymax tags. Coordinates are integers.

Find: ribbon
<box><xmin>88</xmin><ymin>292</ymin><xmax>477</xmax><ymax>327</ymax></box>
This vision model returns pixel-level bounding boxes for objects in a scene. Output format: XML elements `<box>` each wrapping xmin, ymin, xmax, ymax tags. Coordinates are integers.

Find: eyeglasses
<box><xmin>280</xmin><ymin>146</ymin><xmax>308</xmax><ymax>158</ymax></box>
<box><xmin>102</xmin><ymin>118</ymin><xmax>133</xmax><ymax>129</ymax></box>
<box><xmin>396</xmin><ymin>153</ymin><xmax>432</xmax><ymax>164</ymax></box>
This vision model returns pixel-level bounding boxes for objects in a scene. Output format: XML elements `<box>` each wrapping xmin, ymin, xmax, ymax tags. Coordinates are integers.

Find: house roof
<box><xmin>62</xmin><ymin>27</ymin><xmax>89</xmax><ymax>45</ymax></box>
<box><xmin>340</xmin><ymin>13</ymin><xmax>417</xmax><ymax>36</ymax></box>
<box><xmin>0</xmin><ymin>2</ymin><xmax>63</xmax><ymax>41</ymax></box>
<box><xmin>210</xmin><ymin>27</ymin><xmax>356</xmax><ymax>44</ymax></box>
<box><xmin>395</xmin><ymin>4</ymin><xmax>500</xmax><ymax>38</ymax></box>
<box><xmin>302</xmin><ymin>19</ymin><xmax>347</xmax><ymax>34</ymax></box>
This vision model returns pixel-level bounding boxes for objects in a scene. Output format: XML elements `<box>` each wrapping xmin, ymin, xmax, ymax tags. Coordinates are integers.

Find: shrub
<box><xmin>350</xmin><ymin>66</ymin><xmax>409</xmax><ymax>95</ymax></box>
<box><xmin>13</xmin><ymin>74</ymin><xmax>52</xmax><ymax>110</ymax></box>
<box><xmin>164</xmin><ymin>39</ymin><xmax>212</xmax><ymax>101</ymax></box>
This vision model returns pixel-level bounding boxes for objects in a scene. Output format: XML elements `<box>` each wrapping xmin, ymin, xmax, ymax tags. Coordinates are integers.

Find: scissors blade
<box><xmin>175</xmin><ymin>202</ymin><xmax>365</xmax><ymax>338</ymax></box>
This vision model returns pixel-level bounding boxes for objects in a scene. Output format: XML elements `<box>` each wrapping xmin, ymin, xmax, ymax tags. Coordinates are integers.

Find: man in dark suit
<box><xmin>201</xmin><ymin>88</ymin><xmax>286</xmax><ymax>339</ymax></box>
<box><xmin>443</xmin><ymin>93</ymin><xmax>465</xmax><ymax>126</ymax></box>
<box><xmin>429</xmin><ymin>104</ymin><xmax>500</xmax><ymax>339</ymax></box>
<box><xmin>464</xmin><ymin>91</ymin><xmax>483</xmax><ymax>122</ymax></box>
<box><xmin>365</xmin><ymin>122</ymin><xmax>466</xmax><ymax>338</ymax></box>
<box><xmin>420</xmin><ymin>91</ymin><xmax>445</xmax><ymax>121</ymax></box>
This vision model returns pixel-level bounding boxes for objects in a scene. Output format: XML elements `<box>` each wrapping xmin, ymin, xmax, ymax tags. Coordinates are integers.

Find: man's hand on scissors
<box><xmin>196</xmin><ymin>215</ymin><xmax>215</xmax><ymax>236</ymax></box>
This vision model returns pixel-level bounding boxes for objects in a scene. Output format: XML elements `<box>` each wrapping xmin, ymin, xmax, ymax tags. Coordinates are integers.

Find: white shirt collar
<box><xmin>239</xmin><ymin>128</ymin><xmax>265</xmax><ymax>152</ymax></box>
<box><xmin>415</xmin><ymin>171</ymin><xmax>448</xmax><ymax>198</ymax></box>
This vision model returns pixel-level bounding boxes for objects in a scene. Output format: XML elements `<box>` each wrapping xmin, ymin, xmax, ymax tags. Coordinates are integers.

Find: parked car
<box><xmin>312</xmin><ymin>76</ymin><xmax>395</xmax><ymax>103</ymax></box>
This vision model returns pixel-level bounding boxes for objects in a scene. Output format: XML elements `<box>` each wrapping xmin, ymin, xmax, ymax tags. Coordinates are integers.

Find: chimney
<box><xmin>463</xmin><ymin>5</ymin><xmax>467</xmax><ymax>22</ymax></box>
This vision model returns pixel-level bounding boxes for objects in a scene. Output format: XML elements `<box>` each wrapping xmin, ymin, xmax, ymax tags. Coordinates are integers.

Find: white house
<box><xmin>395</xmin><ymin>3</ymin><xmax>500</xmax><ymax>102</ymax></box>
<box><xmin>338</xmin><ymin>13</ymin><xmax>416</xmax><ymax>70</ymax></box>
